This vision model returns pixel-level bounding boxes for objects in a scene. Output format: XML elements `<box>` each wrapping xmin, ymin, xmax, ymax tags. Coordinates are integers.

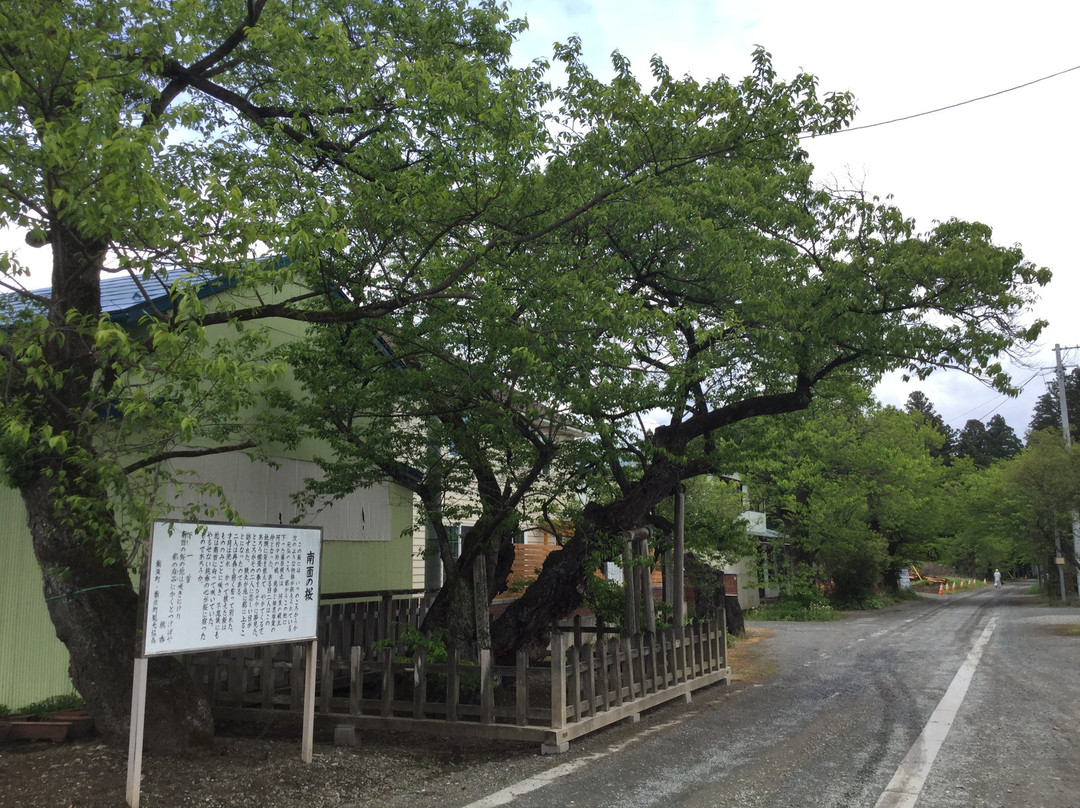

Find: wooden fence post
<box><xmin>380</xmin><ymin>645</ymin><xmax>394</xmax><ymax>717</ymax></box>
<box><xmin>350</xmin><ymin>646</ymin><xmax>363</xmax><ymax>715</ymax></box>
<box><xmin>319</xmin><ymin>646</ymin><xmax>334</xmax><ymax>714</ymax></box>
<box><xmin>447</xmin><ymin>647</ymin><xmax>460</xmax><ymax>722</ymax></box>
<box><xmin>720</xmin><ymin>604</ymin><xmax>728</xmax><ymax>670</ymax></box>
<box><xmin>261</xmin><ymin>646</ymin><xmax>275</xmax><ymax>709</ymax></box>
<box><xmin>413</xmin><ymin>645</ymin><xmax>427</xmax><ymax>719</ymax></box>
<box><xmin>598</xmin><ymin>638</ymin><xmax>610</xmax><ymax>710</ymax></box>
<box><xmin>583</xmin><ymin>642</ymin><xmax>596</xmax><ymax>717</ymax></box>
<box><xmin>290</xmin><ymin>646</ymin><xmax>304</xmax><ymax>710</ymax></box>
<box><xmin>550</xmin><ymin>632</ymin><xmax>566</xmax><ymax>730</ymax></box>
<box><xmin>516</xmin><ymin>649</ymin><xmax>528</xmax><ymax>726</ymax></box>
<box><xmin>569</xmin><ymin>644</ymin><xmax>581</xmax><ymax>722</ymax></box>
<box><xmin>674</xmin><ymin>486</ymin><xmax>686</xmax><ymax>626</ymax></box>
<box><xmin>480</xmin><ymin>648</ymin><xmax>494</xmax><ymax>725</ymax></box>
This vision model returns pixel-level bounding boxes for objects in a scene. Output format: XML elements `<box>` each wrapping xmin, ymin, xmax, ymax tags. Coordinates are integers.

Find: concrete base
<box><xmin>541</xmin><ymin>741</ymin><xmax>570</xmax><ymax>755</ymax></box>
<box><xmin>333</xmin><ymin>725</ymin><xmax>358</xmax><ymax>747</ymax></box>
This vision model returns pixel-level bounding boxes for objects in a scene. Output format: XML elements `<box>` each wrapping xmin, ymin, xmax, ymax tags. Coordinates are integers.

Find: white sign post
<box><xmin>127</xmin><ymin>521</ymin><xmax>322</xmax><ymax>807</ymax></box>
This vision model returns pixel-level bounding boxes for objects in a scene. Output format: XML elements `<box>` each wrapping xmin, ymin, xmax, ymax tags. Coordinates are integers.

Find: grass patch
<box><xmin>836</xmin><ymin>589</ymin><xmax>923</xmax><ymax>610</ymax></box>
<box><xmin>746</xmin><ymin>600</ymin><xmax>842</xmax><ymax>622</ymax></box>
<box><xmin>726</xmin><ymin>626</ymin><xmax>777</xmax><ymax>683</ymax></box>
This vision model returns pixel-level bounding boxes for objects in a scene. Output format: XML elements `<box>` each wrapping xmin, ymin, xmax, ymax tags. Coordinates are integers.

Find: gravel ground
<box><xmin>0</xmin><ymin>632</ymin><xmax>770</xmax><ymax>808</ymax></box>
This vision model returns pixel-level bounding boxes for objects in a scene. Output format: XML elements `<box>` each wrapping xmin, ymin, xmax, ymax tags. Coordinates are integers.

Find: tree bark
<box><xmin>489</xmin><ymin>534</ymin><xmax>592</xmax><ymax>660</ymax></box>
<box><xmin>421</xmin><ymin>523</ymin><xmax>517</xmax><ymax>657</ymax></box>
<box><xmin>22</xmin><ymin>475</ymin><xmax>213</xmax><ymax>753</ymax></box>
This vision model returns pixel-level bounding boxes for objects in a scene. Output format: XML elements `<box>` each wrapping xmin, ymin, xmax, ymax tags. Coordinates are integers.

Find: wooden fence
<box><xmin>184</xmin><ymin>591</ymin><xmax>730</xmax><ymax>752</ymax></box>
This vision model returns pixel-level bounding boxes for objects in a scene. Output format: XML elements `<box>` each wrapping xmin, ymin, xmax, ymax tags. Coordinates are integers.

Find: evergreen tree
<box><xmin>905</xmin><ymin>391</ymin><xmax>956</xmax><ymax>461</ymax></box>
<box><xmin>984</xmin><ymin>414</ymin><xmax>1023</xmax><ymax>461</ymax></box>
<box><xmin>955</xmin><ymin>419</ymin><xmax>991</xmax><ymax>467</ymax></box>
<box><xmin>1029</xmin><ymin>368</ymin><xmax>1080</xmax><ymax>443</ymax></box>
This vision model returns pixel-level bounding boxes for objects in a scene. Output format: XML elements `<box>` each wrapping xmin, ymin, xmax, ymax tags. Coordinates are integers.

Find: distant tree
<box><xmin>955</xmin><ymin>419</ymin><xmax>991</xmax><ymax>467</ymax></box>
<box><xmin>1001</xmin><ymin>431</ymin><xmax>1080</xmax><ymax>596</ymax></box>
<box><xmin>905</xmin><ymin>391</ymin><xmax>955</xmax><ymax>460</ymax></box>
<box><xmin>942</xmin><ymin>461</ymin><xmax>1029</xmax><ymax>576</ymax></box>
<box><xmin>1029</xmin><ymin>368</ymin><xmax>1080</xmax><ymax>444</ymax></box>
<box><xmin>984</xmin><ymin>414</ymin><xmax>1023</xmax><ymax>461</ymax></box>
<box><xmin>743</xmin><ymin>402</ymin><xmax>947</xmax><ymax>602</ymax></box>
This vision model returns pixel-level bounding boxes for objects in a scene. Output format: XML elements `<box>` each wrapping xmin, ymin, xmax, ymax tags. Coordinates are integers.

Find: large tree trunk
<box><xmin>22</xmin><ymin>475</ymin><xmax>213</xmax><ymax>753</ymax></box>
<box><xmin>682</xmin><ymin>551</ymin><xmax>745</xmax><ymax>635</ymax></box>
<box><xmin>491</xmin><ymin>465</ymin><xmax>685</xmax><ymax>658</ymax></box>
<box><xmin>489</xmin><ymin>535</ymin><xmax>591</xmax><ymax>660</ymax></box>
<box><xmin>421</xmin><ymin>523</ymin><xmax>517</xmax><ymax>656</ymax></box>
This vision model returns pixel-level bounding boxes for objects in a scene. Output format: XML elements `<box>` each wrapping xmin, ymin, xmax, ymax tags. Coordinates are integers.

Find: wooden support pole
<box><xmin>674</xmin><ymin>486</ymin><xmax>686</xmax><ymax>626</ymax></box>
<box><xmin>125</xmin><ymin>657</ymin><xmax>149</xmax><ymax>808</ymax></box>
<box><xmin>640</xmin><ymin>534</ymin><xmax>656</xmax><ymax>636</ymax></box>
<box><xmin>302</xmin><ymin>640</ymin><xmax>317</xmax><ymax>763</ymax></box>
<box><xmin>622</xmin><ymin>537</ymin><xmax>638</xmax><ymax>636</ymax></box>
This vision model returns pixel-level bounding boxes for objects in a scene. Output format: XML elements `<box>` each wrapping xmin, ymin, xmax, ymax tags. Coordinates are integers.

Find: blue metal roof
<box><xmin>20</xmin><ymin>269</ymin><xmax>235</xmax><ymax>324</ymax></box>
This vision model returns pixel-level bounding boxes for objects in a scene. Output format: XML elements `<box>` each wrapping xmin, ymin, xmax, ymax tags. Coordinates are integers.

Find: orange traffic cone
<box><xmin>938</xmin><ymin>583</ymin><xmax>944</xmax><ymax>594</ymax></box>
<box><xmin>952</xmin><ymin>582</ymin><xmax>956</xmax><ymax>591</ymax></box>
<box><xmin>960</xmin><ymin>580</ymin><xmax>965</xmax><ymax>589</ymax></box>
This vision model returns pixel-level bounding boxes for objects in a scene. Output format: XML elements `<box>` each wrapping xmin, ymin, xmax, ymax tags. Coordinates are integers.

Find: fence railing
<box><xmin>184</xmin><ymin>592</ymin><xmax>730</xmax><ymax>752</ymax></box>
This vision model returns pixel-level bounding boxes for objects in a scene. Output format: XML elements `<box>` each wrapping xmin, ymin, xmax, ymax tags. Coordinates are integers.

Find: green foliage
<box><xmin>780</xmin><ymin>563</ymin><xmax>833</xmax><ymax>609</ymax></box>
<box><xmin>1029</xmin><ymin>368</ymin><xmax>1080</xmax><ymax>443</ymax></box>
<box><xmin>0</xmin><ymin>0</ymin><xmax>1056</xmax><ymax>704</ymax></box>
<box><xmin>954</xmin><ymin>415</ymin><xmax>1022</xmax><ymax>468</ymax></box>
<box><xmin>585</xmin><ymin>576</ymin><xmax>626</xmax><ymax>628</ymax></box>
<box><xmin>738</xmin><ymin>400</ymin><xmax>950</xmax><ymax>600</ymax></box>
<box><xmin>747</xmin><ymin>601</ymin><xmax>841</xmax><ymax>622</ymax></box>
<box><xmin>656</xmin><ymin>476</ymin><xmax>754</xmax><ymax>560</ymax></box>
<box><xmin>996</xmin><ymin>431</ymin><xmax>1080</xmax><ymax>589</ymax></box>
<box><xmin>940</xmin><ymin>461</ymin><xmax>1028</xmax><ymax>574</ymax></box>
<box><xmin>7</xmin><ymin>692</ymin><xmax>85</xmax><ymax>717</ymax></box>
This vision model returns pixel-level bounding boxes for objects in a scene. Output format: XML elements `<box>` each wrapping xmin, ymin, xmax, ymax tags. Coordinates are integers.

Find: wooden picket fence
<box><xmin>183</xmin><ymin>590</ymin><xmax>730</xmax><ymax>752</ymax></box>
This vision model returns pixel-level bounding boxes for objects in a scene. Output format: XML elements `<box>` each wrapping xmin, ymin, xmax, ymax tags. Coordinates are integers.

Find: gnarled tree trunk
<box><xmin>23</xmin><ymin>475</ymin><xmax>213</xmax><ymax>753</ymax></box>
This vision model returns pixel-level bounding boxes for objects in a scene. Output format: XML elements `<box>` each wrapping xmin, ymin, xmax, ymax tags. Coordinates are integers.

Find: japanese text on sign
<box><xmin>143</xmin><ymin>521</ymin><xmax>322</xmax><ymax>655</ymax></box>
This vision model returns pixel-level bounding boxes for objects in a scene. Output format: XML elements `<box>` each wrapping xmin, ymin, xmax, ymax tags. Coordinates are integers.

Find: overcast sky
<box><xmin>509</xmin><ymin>0</ymin><xmax>1080</xmax><ymax>436</ymax></box>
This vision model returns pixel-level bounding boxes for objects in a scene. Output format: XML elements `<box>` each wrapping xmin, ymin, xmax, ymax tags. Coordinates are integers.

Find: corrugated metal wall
<box><xmin>0</xmin><ymin>487</ymin><xmax>73</xmax><ymax>709</ymax></box>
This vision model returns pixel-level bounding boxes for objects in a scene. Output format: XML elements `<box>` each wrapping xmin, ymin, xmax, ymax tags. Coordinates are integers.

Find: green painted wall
<box><xmin>320</xmin><ymin>484</ymin><xmax>416</xmax><ymax>593</ymax></box>
<box><xmin>0</xmin><ymin>487</ymin><xmax>74</xmax><ymax>709</ymax></box>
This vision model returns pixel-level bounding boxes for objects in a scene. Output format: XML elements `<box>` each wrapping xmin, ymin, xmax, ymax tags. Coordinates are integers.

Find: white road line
<box><xmin>461</xmin><ymin>720</ymin><xmax>685</xmax><ymax>808</ymax></box>
<box><xmin>874</xmin><ymin>616</ymin><xmax>998</xmax><ymax>808</ymax></box>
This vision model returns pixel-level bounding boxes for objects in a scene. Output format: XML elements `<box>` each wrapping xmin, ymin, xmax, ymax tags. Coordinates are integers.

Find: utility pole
<box><xmin>1053</xmin><ymin>344</ymin><xmax>1080</xmax><ymax>599</ymax></box>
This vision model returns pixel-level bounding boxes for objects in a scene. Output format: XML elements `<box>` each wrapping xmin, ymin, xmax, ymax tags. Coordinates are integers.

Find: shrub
<box><xmin>746</xmin><ymin>600</ymin><xmax>842</xmax><ymax>622</ymax></box>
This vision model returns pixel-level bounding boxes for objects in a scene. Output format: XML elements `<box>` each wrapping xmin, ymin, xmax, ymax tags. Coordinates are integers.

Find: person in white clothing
<box><xmin>993</xmin><ymin>569</ymin><xmax>1002</xmax><ymax>588</ymax></box>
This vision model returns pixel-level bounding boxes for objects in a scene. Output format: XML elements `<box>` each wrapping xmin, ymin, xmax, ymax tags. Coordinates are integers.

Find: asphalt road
<box><xmin>460</xmin><ymin>584</ymin><xmax>1080</xmax><ymax>808</ymax></box>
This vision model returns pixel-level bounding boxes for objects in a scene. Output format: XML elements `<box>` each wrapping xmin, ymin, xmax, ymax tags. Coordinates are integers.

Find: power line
<box><xmin>803</xmin><ymin>63</ymin><xmax>1080</xmax><ymax>139</ymax></box>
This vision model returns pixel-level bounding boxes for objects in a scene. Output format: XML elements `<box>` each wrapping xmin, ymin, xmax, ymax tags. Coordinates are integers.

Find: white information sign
<box><xmin>142</xmin><ymin>520</ymin><xmax>322</xmax><ymax>656</ymax></box>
